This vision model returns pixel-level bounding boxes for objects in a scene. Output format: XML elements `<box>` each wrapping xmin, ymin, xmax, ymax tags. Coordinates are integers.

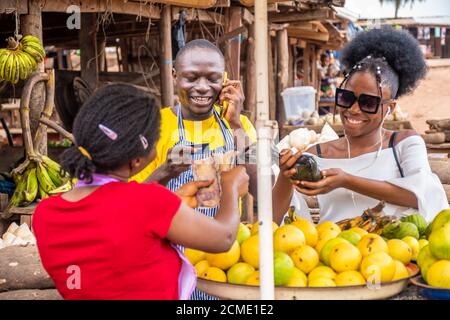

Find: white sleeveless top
<box><xmin>275</xmin><ymin>135</ymin><xmax>448</xmax><ymax>223</ymax></box>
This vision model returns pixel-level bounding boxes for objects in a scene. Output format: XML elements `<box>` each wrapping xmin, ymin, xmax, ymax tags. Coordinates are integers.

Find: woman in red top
<box><xmin>32</xmin><ymin>83</ymin><xmax>249</xmax><ymax>300</ymax></box>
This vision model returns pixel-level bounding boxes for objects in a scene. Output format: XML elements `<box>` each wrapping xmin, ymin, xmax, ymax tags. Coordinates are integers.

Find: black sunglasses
<box><xmin>335</xmin><ymin>88</ymin><xmax>391</xmax><ymax>114</ymax></box>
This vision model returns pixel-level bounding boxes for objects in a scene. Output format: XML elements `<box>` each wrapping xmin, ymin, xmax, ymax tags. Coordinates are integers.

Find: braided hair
<box><xmin>340</xmin><ymin>27</ymin><xmax>427</xmax><ymax>99</ymax></box>
<box><xmin>61</xmin><ymin>83</ymin><xmax>160</xmax><ymax>182</ymax></box>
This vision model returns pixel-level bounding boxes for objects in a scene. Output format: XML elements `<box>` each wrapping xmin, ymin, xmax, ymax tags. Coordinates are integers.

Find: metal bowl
<box><xmin>410</xmin><ymin>276</ymin><xmax>450</xmax><ymax>300</ymax></box>
<box><xmin>196</xmin><ymin>264</ymin><xmax>419</xmax><ymax>300</ymax></box>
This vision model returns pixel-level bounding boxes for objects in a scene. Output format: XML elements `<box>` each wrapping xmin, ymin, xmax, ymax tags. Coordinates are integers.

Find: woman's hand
<box><xmin>294</xmin><ymin>168</ymin><xmax>350</xmax><ymax>196</ymax></box>
<box><xmin>219</xmin><ymin>79</ymin><xmax>245</xmax><ymax>129</ymax></box>
<box><xmin>279</xmin><ymin>149</ymin><xmax>303</xmax><ymax>181</ymax></box>
<box><xmin>220</xmin><ymin>166</ymin><xmax>249</xmax><ymax>197</ymax></box>
<box><xmin>175</xmin><ymin>180</ymin><xmax>213</xmax><ymax>208</ymax></box>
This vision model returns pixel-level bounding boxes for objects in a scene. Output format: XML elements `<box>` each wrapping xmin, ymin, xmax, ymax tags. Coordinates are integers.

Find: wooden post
<box><xmin>119</xmin><ymin>38</ymin><xmax>129</xmax><ymax>72</ymax></box>
<box><xmin>80</xmin><ymin>13</ymin><xmax>98</xmax><ymax>90</ymax></box>
<box><xmin>66</xmin><ymin>50</ymin><xmax>73</xmax><ymax>70</ymax></box>
<box><xmin>313</xmin><ymin>46</ymin><xmax>320</xmax><ymax>112</ymax></box>
<box><xmin>288</xmin><ymin>44</ymin><xmax>294</xmax><ymax>88</ymax></box>
<box><xmin>97</xmin><ymin>37</ymin><xmax>106</xmax><ymax>72</ymax></box>
<box><xmin>276</xmin><ymin>28</ymin><xmax>288</xmax><ymax>126</ymax></box>
<box><xmin>245</xmin><ymin>23</ymin><xmax>256</xmax><ymax>124</ymax></box>
<box><xmin>160</xmin><ymin>5</ymin><xmax>174</xmax><ymax>107</ymax></box>
<box><xmin>56</xmin><ymin>49</ymin><xmax>64</xmax><ymax>70</ymax></box>
<box><xmin>224</xmin><ymin>6</ymin><xmax>243</xmax><ymax>80</ymax></box>
<box><xmin>20</xmin><ymin>0</ymin><xmax>46</xmax><ymax>155</ymax></box>
<box><xmin>268</xmin><ymin>33</ymin><xmax>276</xmax><ymax>120</ymax></box>
<box><xmin>303</xmin><ymin>43</ymin><xmax>311</xmax><ymax>86</ymax></box>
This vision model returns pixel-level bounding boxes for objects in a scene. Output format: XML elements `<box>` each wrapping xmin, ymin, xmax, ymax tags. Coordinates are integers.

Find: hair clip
<box><xmin>98</xmin><ymin>124</ymin><xmax>118</xmax><ymax>140</ymax></box>
<box><xmin>139</xmin><ymin>135</ymin><xmax>149</xmax><ymax>150</ymax></box>
<box><xmin>376</xmin><ymin>66</ymin><xmax>381</xmax><ymax>75</ymax></box>
<box><xmin>78</xmin><ymin>146</ymin><xmax>92</xmax><ymax>161</ymax></box>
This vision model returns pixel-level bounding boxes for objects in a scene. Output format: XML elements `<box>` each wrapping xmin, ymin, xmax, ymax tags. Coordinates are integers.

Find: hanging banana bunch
<box><xmin>0</xmin><ymin>35</ymin><xmax>45</xmax><ymax>84</ymax></box>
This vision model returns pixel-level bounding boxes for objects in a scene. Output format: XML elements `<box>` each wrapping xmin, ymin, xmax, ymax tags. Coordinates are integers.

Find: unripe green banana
<box><xmin>48</xmin><ymin>180</ymin><xmax>73</xmax><ymax>194</ymax></box>
<box><xmin>23</xmin><ymin>41</ymin><xmax>45</xmax><ymax>58</ymax></box>
<box><xmin>0</xmin><ymin>50</ymin><xmax>10</xmax><ymax>79</ymax></box>
<box><xmin>24</xmin><ymin>166</ymin><xmax>38</xmax><ymax>203</ymax></box>
<box><xmin>37</xmin><ymin>162</ymin><xmax>57</xmax><ymax>193</ymax></box>
<box><xmin>20</xmin><ymin>51</ymin><xmax>37</xmax><ymax>72</ymax></box>
<box><xmin>22</xmin><ymin>45</ymin><xmax>44</xmax><ymax>63</ymax></box>
<box><xmin>15</xmin><ymin>52</ymin><xmax>28</xmax><ymax>80</ymax></box>
<box><xmin>41</xmin><ymin>155</ymin><xmax>69</xmax><ymax>186</ymax></box>
<box><xmin>4</xmin><ymin>53</ymin><xmax>15</xmax><ymax>82</ymax></box>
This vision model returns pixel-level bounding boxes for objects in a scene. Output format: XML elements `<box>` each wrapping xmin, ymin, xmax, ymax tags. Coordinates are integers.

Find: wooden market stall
<box><xmin>0</xmin><ymin>0</ymin><xmax>350</xmax><ymax>221</ymax></box>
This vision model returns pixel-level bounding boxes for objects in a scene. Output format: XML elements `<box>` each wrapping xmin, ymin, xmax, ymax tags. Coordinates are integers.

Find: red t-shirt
<box><xmin>32</xmin><ymin>181</ymin><xmax>182</xmax><ymax>300</ymax></box>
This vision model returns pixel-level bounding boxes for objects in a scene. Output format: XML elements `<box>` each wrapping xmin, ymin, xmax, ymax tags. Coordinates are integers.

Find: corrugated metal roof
<box><xmin>333</xmin><ymin>5</ymin><xmax>359</xmax><ymax>22</ymax></box>
<box><xmin>358</xmin><ymin>16</ymin><xmax>450</xmax><ymax>27</ymax></box>
<box><xmin>413</xmin><ymin>16</ymin><xmax>450</xmax><ymax>26</ymax></box>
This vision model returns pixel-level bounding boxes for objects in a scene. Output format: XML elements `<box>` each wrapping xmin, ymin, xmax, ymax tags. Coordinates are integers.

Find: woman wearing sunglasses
<box><xmin>273</xmin><ymin>28</ymin><xmax>448</xmax><ymax>224</ymax></box>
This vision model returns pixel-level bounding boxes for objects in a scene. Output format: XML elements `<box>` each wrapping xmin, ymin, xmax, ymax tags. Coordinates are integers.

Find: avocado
<box><xmin>290</xmin><ymin>154</ymin><xmax>322</xmax><ymax>182</ymax></box>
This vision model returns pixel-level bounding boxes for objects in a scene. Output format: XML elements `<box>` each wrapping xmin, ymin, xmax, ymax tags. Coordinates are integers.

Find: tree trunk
<box><xmin>20</xmin><ymin>0</ymin><xmax>46</xmax><ymax>155</ymax></box>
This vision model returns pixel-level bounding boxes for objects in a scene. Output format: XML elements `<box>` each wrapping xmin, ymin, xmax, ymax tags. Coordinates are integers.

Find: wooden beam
<box><xmin>20</xmin><ymin>0</ymin><xmax>46</xmax><ymax>155</ymax></box>
<box><xmin>239</xmin><ymin>0</ymin><xmax>292</xmax><ymax>6</ymax></box>
<box><xmin>0</xmin><ymin>0</ymin><xmax>27</xmax><ymax>14</ymax></box>
<box><xmin>160</xmin><ymin>5</ymin><xmax>174</xmax><ymax>107</ymax></box>
<box><xmin>218</xmin><ymin>25</ymin><xmax>247</xmax><ymax>44</ymax></box>
<box><xmin>42</xmin><ymin>0</ymin><xmax>160</xmax><ymax>19</ymax></box>
<box><xmin>80</xmin><ymin>13</ymin><xmax>99</xmax><ymax>90</ymax></box>
<box><xmin>289</xmin><ymin>22</ymin><xmax>316</xmax><ymax>30</ymax></box>
<box><xmin>172</xmin><ymin>7</ymin><xmax>225</xmax><ymax>25</ymax></box>
<box><xmin>297</xmin><ymin>39</ymin><xmax>307</xmax><ymax>48</ymax></box>
<box><xmin>269</xmin><ymin>8</ymin><xmax>335</xmax><ymax>23</ymax></box>
<box><xmin>242</xmin><ymin>7</ymin><xmax>254</xmax><ymax>25</ymax></box>
<box><xmin>276</xmin><ymin>28</ymin><xmax>289</xmax><ymax>126</ymax></box>
<box><xmin>215</xmin><ymin>0</ymin><xmax>231</xmax><ymax>6</ymax></box>
<box><xmin>287</xmin><ymin>28</ymin><xmax>329</xmax><ymax>42</ymax></box>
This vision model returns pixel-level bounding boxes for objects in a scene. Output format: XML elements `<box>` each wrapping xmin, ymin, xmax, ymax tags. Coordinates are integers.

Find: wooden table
<box><xmin>0</xmin><ymin>205</ymin><xmax>36</xmax><ymax>226</ymax></box>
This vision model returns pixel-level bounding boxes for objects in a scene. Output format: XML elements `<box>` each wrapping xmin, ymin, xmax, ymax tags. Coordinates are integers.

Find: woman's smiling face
<box><xmin>339</xmin><ymin>71</ymin><xmax>394</xmax><ymax>138</ymax></box>
<box><xmin>174</xmin><ymin>47</ymin><xmax>225</xmax><ymax>118</ymax></box>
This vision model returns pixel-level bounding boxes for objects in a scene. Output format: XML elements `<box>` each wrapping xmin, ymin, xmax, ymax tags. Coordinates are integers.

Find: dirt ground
<box><xmin>398</xmin><ymin>63</ymin><xmax>450</xmax><ymax>134</ymax></box>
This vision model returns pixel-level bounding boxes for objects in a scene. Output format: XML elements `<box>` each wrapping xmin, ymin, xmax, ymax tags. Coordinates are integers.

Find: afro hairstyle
<box><xmin>340</xmin><ymin>27</ymin><xmax>427</xmax><ymax>99</ymax></box>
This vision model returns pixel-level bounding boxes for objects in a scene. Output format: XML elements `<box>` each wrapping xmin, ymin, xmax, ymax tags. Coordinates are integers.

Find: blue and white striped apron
<box><xmin>167</xmin><ymin>104</ymin><xmax>235</xmax><ymax>300</ymax></box>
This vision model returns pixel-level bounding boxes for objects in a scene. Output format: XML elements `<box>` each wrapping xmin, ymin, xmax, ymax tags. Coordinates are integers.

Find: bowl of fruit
<box><xmin>190</xmin><ymin>214</ymin><xmax>421</xmax><ymax>300</ymax></box>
